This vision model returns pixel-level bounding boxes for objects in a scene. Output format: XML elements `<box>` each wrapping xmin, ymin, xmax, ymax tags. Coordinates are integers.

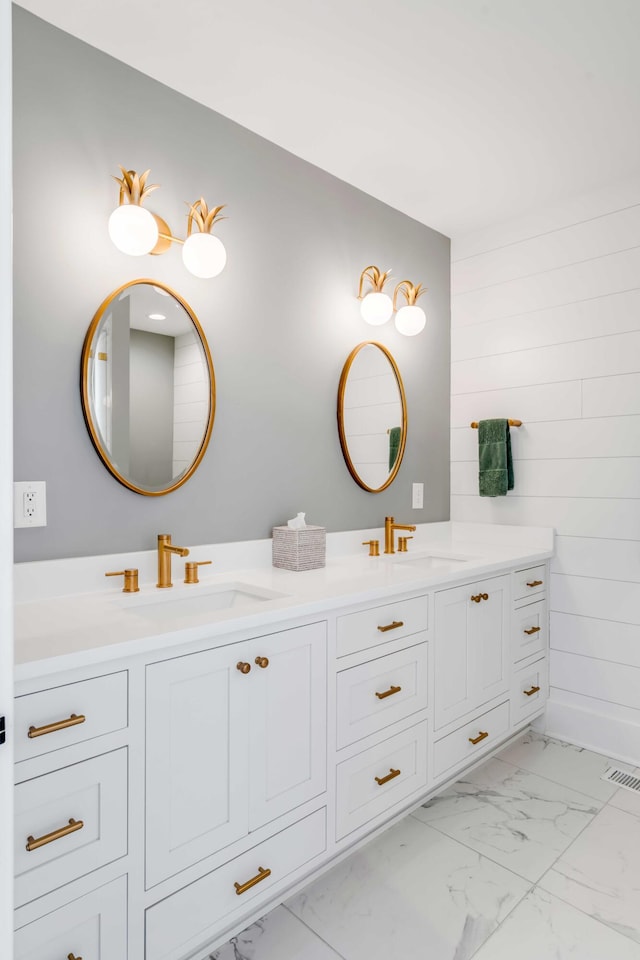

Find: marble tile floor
<box><xmin>210</xmin><ymin>732</ymin><xmax>640</xmax><ymax>960</ymax></box>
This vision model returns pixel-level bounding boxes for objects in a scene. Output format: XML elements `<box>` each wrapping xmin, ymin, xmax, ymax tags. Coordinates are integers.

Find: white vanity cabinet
<box><xmin>510</xmin><ymin>563</ymin><xmax>549</xmax><ymax>725</ymax></box>
<box><xmin>334</xmin><ymin>594</ymin><xmax>430</xmax><ymax>842</ymax></box>
<box><xmin>145</xmin><ymin>620</ymin><xmax>327</xmax><ymax>887</ymax></box>
<box><xmin>433</xmin><ymin>574</ymin><xmax>510</xmax><ymax>730</ymax></box>
<box><xmin>13</xmin><ymin>533</ymin><xmax>552</xmax><ymax>960</ymax></box>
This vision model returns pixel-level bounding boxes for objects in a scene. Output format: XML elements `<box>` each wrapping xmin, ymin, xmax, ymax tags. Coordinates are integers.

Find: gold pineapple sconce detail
<box><xmin>357</xmin><ymin>266</ymin><xmax>427</xmax><ymax>336</ymax></box>
<box><xmin>357</xmin><ymin>265</ymin><xmax>394</xmax><ymax>326</ymax></box>
<box><xmin>108</xmin><ymin>166</ymin><xmax>227</xmax><ymax>278</ymax></box>
<box><xmin>392</xmin><ymin>280</ymin><xmax>427</xmax><ymax>336</ymax></box>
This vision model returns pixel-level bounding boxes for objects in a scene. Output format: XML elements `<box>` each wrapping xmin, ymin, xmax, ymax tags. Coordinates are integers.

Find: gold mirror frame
<box><xmin>337</xmin><ymin>341</ymin><xmax>408</xmax><ymax>493</ymax></box>
<box><xmin>81</xmin><ymin>278</ymin><xmax>215</xmax><ymax>496</ymax></box>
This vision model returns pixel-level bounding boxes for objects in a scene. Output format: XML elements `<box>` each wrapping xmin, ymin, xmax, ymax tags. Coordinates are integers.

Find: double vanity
<box><xmin>12</xmin><ymin>520</ymin><xmax>552</xmax><ymax>960</ymax></box>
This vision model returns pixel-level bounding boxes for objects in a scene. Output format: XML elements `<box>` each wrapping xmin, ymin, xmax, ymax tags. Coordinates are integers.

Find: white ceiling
<box><xmin>15</xmin><ymin>0</ymin><xmax>640</xmax><ymax>238</ymax></box>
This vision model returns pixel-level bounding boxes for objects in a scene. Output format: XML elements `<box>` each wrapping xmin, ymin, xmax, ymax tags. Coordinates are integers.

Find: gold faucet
<box><xmin>157</xmin><ymin>534</ymin><xmax>190</xmax><ymax>588</ymax></box>
<box><xmin>384</xmin><ymin>516</ymin><xmax>417</xmax><ymax>554</ymax></box>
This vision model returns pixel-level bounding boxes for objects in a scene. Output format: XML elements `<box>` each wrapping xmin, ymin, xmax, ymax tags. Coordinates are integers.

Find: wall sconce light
<box><xmin>357</xmin><ymin>266</ymin><xmax>394</xmax><ymax>326</ymax></box>
<box><xmin>393</xmin><ymin>280</ymin><xmax>427</xmax><ymax>336</ymax></box>
<box><xmin>108</xmin><ymin>167</ymin><xmax>227</xmax><ymax>278</ymax></box>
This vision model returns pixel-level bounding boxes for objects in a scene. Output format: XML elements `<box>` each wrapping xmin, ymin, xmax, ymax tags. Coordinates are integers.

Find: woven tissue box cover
<box><xmin>272</xmin><ymin>525</ymin><xmax>326</xmax><ymax>571</ymax></box>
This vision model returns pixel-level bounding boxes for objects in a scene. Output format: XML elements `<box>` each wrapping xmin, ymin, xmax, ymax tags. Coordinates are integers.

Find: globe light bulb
<box><xmin>394</xmin><ymin>305</ymin><xmax>426</xmax><ymax>336</ymax></box>
<box><xmin>108</xmin><ymin>204</ymin><xmax>158</xmax><ymax>256</ymax></box>
<box><xmin>360</xmin><ymin>291</ymin><xmax>393</xmax><ymax>326</ymax></box>
<box><xmin>182</xmin><ymin>233</ymin><xmax>227</xmax><ymax>279</ymax></box>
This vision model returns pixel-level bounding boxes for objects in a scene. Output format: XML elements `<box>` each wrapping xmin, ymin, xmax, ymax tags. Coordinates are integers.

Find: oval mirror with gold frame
<box><xmin>81</xmin><ymin>278</ymin><xmax>215</xmax><ymax>496</ymax></box>
<box><xmin>337</xmin><ymin>341</ymin><xmax>407</xmax><ymax>492</ymax></box>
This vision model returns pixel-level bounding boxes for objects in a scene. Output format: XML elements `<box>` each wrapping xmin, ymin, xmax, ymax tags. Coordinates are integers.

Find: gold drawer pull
<box><xmin>526</xmin><ymin>579</ymin><xmax>543</xmax><ymax>588</ymax></box>
<box><xmin>234</xmin><ymin>866</ymin><xmax>271</xmax><ymax>895</ymax></box>
<box><xmin>236</xmin><ymin>661</ymin><xmax>251</xmax><ymax>674</ymax></box>
<box><xmin>254</xmin><ymin>656</ymin><xmax>269</xmax><ymax>669</ymax></box>
<box><xmin>468</xmin><ymin>731</ymin><xmax>489</xmax><ymax>745</ymax></box>
<box><xmin>68</xmin><ymin>954</ymin><xmax>82</xmax><ymax>960</ymax></box>
<box><xmin>377</xmin><ymin>620</ymin><xmax>404</xmax><ymax>633</ymax></box>
<box><xmin>524</xmin><ymin>626</ymin><xmax>541</xmax><ymax>635</ymax></box>
<box><xmin>523</xmin><ymin>685</ymin><xmax>541</xmax><ymax>697</ymax></box>
<box><xmin>375</xmin><ymin>684</ymin><xmax>402</xmax><ymax>700</ymax></box>
<box><xmin>375</xmin><ymin>767</ymin><xmax>401</xmax><ymax>786</ymax></box>
<box><xmin>470</xmin><ymin>593</ymin><xmax>489</xmax><ymax>603</ymax></box>
<box><xmin>26</xmin><ymin>818</ymin><xmax>84</xmax><ymax>852</ymax></box>
<box><xmin>28</xmin><ymin>713</ymin><xmax>86</xmax><ymax>739</ymax></box>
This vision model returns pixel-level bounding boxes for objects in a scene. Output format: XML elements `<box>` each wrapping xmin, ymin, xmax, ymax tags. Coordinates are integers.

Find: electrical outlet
<box><xmin>412</xmin><ymin>482</ymin><xmax>424</xmax><ymax>509</ymax></box>
<box><xmin>14</xmin><ymin>481</ymin><xmax>47</xmax><ymax>528</ymax></box>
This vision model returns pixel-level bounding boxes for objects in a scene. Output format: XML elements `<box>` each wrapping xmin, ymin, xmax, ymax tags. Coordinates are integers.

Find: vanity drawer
<box><xmin>433</xmin><ymin>701</ymin><xmax>510</xmax><ymax>780</ymax></box>
<box><xmin>15</xmin><ymin>671</ymin><xmax>128</xmax><ymax>763</ymax></box>
<box><xmin>15</xmin><ymin>748</ymin><xmax>127</xmax><ymax>907</ymax></box>
<box><xmin>14</xmin><ymin>875</ymin><xmax>127</xmax><ymax>960</ymax></box>
<box><xmin>513</xmin><ymin>565</ymin><xmax>546</xmax><ymax>601</ymax></box>
<box><xmin>512</xmin><ymin>600</ymin><xmax>547</xmax><ymax>663</ymax></box>
<box><xmin>146</xmin><ymin>807</ymin><xmax>326</xmax><ymax>960</ymax></box>
<box><xmin>512</xmin><ymin>657</ymin><xmax>548</xmax><ymax>725</ymax></box>
<box><xmin>336</xmin><ymin>720</ymin><xmax>428</xmax><ymax>840</ymax></box>
<box><xmin>336</xmin><ymin>641</ymin><xmax>428</xmax><ymax>748</ymax></box>
<box><xmin>336</xmin><ymin>595</ymin><xmax>429</xmax><ymax>658</ymax></box>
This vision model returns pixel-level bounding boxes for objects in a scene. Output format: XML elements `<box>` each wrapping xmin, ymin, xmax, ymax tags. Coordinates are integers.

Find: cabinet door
<box><xmin>434</xmin><ymin>585</ymin><xmax>477</xmax><ymax>730</ymax></box>
<box><xmin>146</xmin><ymin>645</ymin><xmax>249</xmax><ymax>887</ymax></box>
<box><xmin>434</xmin><ymin>576</ymin><xmax>510</xmax><ymax>730</ymax></box>
<box><xmin>469</xmin><ymin>575</ymin><xmax>510</xmax><ymax>709</ymax></box>
<box><xmin>248</xmin><ymin>622</ymin><xmax>327</xmax><ymax>830</ymax></box>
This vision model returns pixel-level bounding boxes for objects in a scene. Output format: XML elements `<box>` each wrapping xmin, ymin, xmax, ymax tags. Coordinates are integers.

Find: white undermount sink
<box><xmin>388</xmin><ymin>552</ymin><xmax>472</xmax><ymax>571</ymax></box>
<box><xmin>118</xmin><ymin>582</ymin><xmax>287</xmax><ymax>622</ymax></box>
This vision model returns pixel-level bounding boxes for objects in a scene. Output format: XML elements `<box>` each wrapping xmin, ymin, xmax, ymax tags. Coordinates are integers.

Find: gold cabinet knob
<box><xmin>254</xmin><ymin>656</ymin><xmax>269</xmax><ymax>669</ymax></box>
<box><xmin>236</xmin><ymin>661</ymin><xmax>251</xmax><ymax>674</ymax></box>
<box><xmin>105</xmin><ymin>568</ymin><xmax>139</xmax><ymax>593</ymax></box>
<box><xmin>184</xmin><ymin>560</ymin><xmax>212</xmax><ymax>584</ymax></box>
<box><xmin>68</xmin><ymin>954</ymin><xmax>83</xmax><ymax>960</ymax></box>
<box><xmin>470</xmin><ymin>593</ymin><xmax>488</xmax><ymax>603</ymax></box>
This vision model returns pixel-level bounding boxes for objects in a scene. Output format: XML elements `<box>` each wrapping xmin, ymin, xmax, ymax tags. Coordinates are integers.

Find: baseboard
<box><xmin>543</xmin><ymin>698</ymin><xmax>640</xmax><ymax>767</ymax></box>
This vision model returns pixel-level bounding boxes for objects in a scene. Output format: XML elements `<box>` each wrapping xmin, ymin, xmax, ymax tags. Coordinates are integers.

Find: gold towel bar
<box><xmin>470</xmin><ymin>419</ymin><xmax>522</xmax><ymax>428</ymax></box>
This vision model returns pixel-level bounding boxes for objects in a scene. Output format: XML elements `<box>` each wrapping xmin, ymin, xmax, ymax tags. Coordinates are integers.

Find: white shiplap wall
<box><xmin>451</xmin><ymin>177</ymin><xmax>640</xmax><ymax>765</ymax></box>
<box><xmin>172</xmin><ymin>331</ymin><xmax>209</xmax><ymax>478</ymax></box>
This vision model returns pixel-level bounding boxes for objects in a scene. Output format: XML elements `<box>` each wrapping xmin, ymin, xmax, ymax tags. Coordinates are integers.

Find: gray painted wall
<box><xmin>12</xmin><ymin>8</ymin><xmax>450</xmax><ymax>563</ymax></box>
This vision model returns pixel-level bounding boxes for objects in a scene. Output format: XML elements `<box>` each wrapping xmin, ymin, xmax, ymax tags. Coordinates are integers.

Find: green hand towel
<box><xmin>478</xmin><ymin>419</ymin><xmax>514</xmax><ymax>497</ymax></box>
<box><xmin>388</xmin><ymin>426</ymin><xmax>402</xmax><ymax>471</ymax></box>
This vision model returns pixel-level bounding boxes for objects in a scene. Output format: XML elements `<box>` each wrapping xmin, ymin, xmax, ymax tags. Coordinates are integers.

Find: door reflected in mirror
<box><xmin>337</xmin><ymin>341</ymin><xmax>407</xmax><ymax>492</ymax></box>
<box><xmin>81</xmin><ymin>279</ymin><xmax>215</xmax><ymax>495</ymax></box>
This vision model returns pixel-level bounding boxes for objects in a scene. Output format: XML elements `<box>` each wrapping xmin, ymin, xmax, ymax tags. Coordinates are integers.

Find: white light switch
<box><xmin>412</xmin><ymin>482</ymin><xmax>424</xmax><ymax>509</ymax></box>
<box><xmin>14</xmin><ymin>481</ymin><xmax>47</xmax><ymax>528</ymax></box>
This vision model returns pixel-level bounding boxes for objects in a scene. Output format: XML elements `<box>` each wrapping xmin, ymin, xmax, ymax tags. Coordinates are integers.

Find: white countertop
<box><xmin>14</xmin><ymin>522</ymin><xmax>554</xmax><ymax>681</ymax></box>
